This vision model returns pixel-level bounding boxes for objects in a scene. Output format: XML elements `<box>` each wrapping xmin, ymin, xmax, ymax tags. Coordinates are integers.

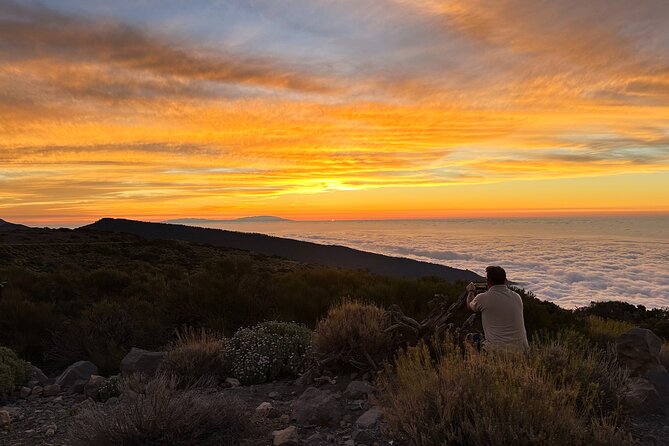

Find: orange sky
<box><xmin>1</xmin><ymin>0</ymin><xmax>669</xmax><ymax>225</ymax></box>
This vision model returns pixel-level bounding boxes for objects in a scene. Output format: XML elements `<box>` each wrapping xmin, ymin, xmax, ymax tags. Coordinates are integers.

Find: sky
<box><xmin>1</xmin><ymin>0</ymin><xmax>669</xmax><ymax>224</ymax></box>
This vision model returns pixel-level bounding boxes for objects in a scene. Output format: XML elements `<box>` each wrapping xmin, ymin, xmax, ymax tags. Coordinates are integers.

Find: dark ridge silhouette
<box><xmin>0</xmin><ymin>218</ymin><xmax>29</xmax><ymax>230</ymax></box>
<box><xmin>83</xmin><ymin>218</ymin><xmax>483</xmax><ymax>281</ymax></box>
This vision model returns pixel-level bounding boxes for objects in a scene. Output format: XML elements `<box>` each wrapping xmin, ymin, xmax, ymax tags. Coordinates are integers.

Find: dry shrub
<box><xmin>380</xmin><ymin>338</ymin><xmax>633</xmax><ymax>446</ymax></box>
<box><xmin>313</xmin><ymin>299</ymin><xmax>392</xmax><ymax>371</ymax></box>
<box><xmin>585</xmin><ymin>316</ymin><xmax>634</xmax><ymax>346</ymax></box>
<box><xmin>159</xmin><ymin>327</ymin><xmax>228</xmax><ymax>388</ymax></box>
<box><xmin>69</xmin><ymin>375</ymin><xmax>249</xmax><ymax>446</ymax></box>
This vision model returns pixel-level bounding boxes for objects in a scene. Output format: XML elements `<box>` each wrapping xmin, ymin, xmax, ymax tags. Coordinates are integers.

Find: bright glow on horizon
<box><xmin>1</xmin><ymin>0</ymin><xmax>669</xmax><ymax>224</ymax></box>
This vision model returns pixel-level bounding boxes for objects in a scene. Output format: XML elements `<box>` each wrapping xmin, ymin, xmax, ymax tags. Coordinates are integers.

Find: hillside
<box><xmin>84</xmin><ymin>218</ymin><xmax>482</xmax><ymax>282</ymax></box>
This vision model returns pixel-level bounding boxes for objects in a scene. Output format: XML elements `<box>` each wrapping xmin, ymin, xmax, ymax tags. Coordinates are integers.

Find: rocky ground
<box><xmin>0</xmin><ymin>374</ymin><xmax>401</xmax><ymax>446</ymax></box>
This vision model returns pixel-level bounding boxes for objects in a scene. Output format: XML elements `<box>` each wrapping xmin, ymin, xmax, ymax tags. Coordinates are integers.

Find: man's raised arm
<box><xmin>466</xmin><ymin>282</ymin><xmax>478</xmax><ymax>312</ymax></box>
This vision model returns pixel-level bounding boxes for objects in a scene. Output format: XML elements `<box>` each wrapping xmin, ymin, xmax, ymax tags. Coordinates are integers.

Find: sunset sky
<box><xmin>1</xmin><ymin>0</ymin><xmax>669</xmax><ymax>224</ymax></box>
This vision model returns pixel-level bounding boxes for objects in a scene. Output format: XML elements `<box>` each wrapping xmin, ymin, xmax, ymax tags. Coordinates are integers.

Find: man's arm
<box><xmin>466</xmin><ymin>282</ymin><xmax>478</xmax><ymax>312</ymax></box>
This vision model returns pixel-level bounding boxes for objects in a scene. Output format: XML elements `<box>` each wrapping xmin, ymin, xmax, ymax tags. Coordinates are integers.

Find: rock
<box><xmin>294</xmin><ymin>369</ymin><xmax>314</xmax><ymax>387</ymax></box>
<box><xmin>0</xmin><ymin>410</ymin><xmax>11</xmax><ymax>427</ymax></box>
<box><xmin>85</xmin><ymin>375</ymin><xmax>106</xmax><ymax>400</ymax></box>
<box><xmin>120</xmin><ymin>348</ymin><xmax>166</xmax><ymax>377</ymax></box>
<box><xmin>344</xmin><ymin>381</ymin><xmax>376</xmax><ymax>400</ymax></box>
<box><xmin>73</xmin><ymin>394</ymin><xmax>88</xmax><ymax>404</ymax></box>
<box><xmin>292</xmin><ymin>387</ymin><xmax>343</xmax><ymax>427</ymax></box>
<box><xmin>31</xmin><ymin>386</ymin><xmax>44</xmax><ymax>398</ymax></box>
<box><xmin>256</xmin><ymin>401</ymin><xmax>274</xmax><ymax>416</ymax></box>
<box><xmin>616</xmin><ymin>328</ymin><xmax>666</xmax><ymax>376</ymax></box>
<box><xmin>624</xmin><ymin>378</ymin><xmax>663</xmax><ymax>413</ymax></box>
<box><xmin>68</xmin><ymin>379</ymin><xmax>87</xmax><ymax>395</ymax></box>
<box><xmin>30</xmin><ymin>365</ymin><xmax>49</xmax><ymax>385</ymax></box>
<box><xmin>45</xmin><ymin>424</ymin><xmax>57</xmax><ymax>437</ymax></box>
<box><xmin>306</xmin><ymin>432</ymin><xmax>323</xmax><ymax>443</ymax></box>
<box><xmin>19</xmin><ymin>387</ymin><xmax>31</xmax><ymax>398</ymax></box>
<box><xmin>279</xmin><ymin>414</ymin><xmax>290</xmax><ymax>424</ymax></box>
<box><xmin>42</xmin><ymin>384</ymin><xmax>61</xmax><ymax>397</ymax></box>
<box><xmin>56</xmin><ymin>361</ymin><xmax>98</xmax><ymax>387</ymax></box>
<box><xmin>269</xmin><ymin>391</ymin><xmax>280</xmax><ymax>399</ymax></box>
<box><xmin>353</xmin><ymin>428</ymin><xmax>376</xmax><ymax>445</ymax></box>
<box><xmin>272</xmin><ymin>425</ymin><xmax>298</xmax><ymax>446</ymax></box>
<box><xmin>344</xmin><ymin>440</ymin><xmax>355</xmax><ymax>446</ymax></box>
<box><xmin>224</xmin><ymin>377</ymin><xmax>240</xmax><ymax>387</ymax></box>
<box><xmin>356</xmin><ymin>407</ymin><xmax>383</xmax><ymax>429</ymax></box>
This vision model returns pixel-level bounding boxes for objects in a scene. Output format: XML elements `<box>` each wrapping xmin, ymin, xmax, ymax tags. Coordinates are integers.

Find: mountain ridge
<box><xmin>83</xmin><ymin>218</ymin><xmax>483</xmax><ymax>281</ymax></box>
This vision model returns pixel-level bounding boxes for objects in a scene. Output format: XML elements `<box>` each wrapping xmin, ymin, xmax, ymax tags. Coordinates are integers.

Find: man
<box><xmin>466</xmin><ymin>266</ymin><xmax>529</xmax><ymax>351</ymax></box>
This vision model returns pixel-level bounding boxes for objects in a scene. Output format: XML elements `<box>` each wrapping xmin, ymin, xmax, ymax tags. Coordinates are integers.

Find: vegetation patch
<box><xmin>0</xmin><ymin>346</ymin><xmax>31</xmax><ymax>394</ymax></box>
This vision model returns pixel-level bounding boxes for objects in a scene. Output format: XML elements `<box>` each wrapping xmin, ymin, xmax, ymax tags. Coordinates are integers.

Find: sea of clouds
<box><xmin>206</xmin><ymin>217</ymin><xmax>669</xmax><ymax>309</ymax></box>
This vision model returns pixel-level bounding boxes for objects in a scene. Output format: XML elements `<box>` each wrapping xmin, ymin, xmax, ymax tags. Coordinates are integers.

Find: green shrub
<box><xmin>159</xmin><ymin>327</ymin><xmax>229</xmax><ymax>388</ymax></box>
<box><xmin>313</xmin><ymin>299</ymin><xmax>392</xmax><ymax>371</ymax></box>
<box><xmin>0</xmin><ymin>346</ymin><xmax>31</xmax><ymax>394</ymax></box>
<box><xmin>584</xmin><ymin>316</ymin><xmax>634</xmax><ymax>346</ymax></box>
<box><xmin>69</xmin><ymin>375</ymin><xmax>249</xmax><ymax>446</ymax></box>
<box><xmin>226</xmin><ymin>321</ymin><xmax>312</xmax><ymax>385</ymax></box>
<box><xmin>380</xmin><ymin>339</ymin><xmax>632</xmax><ymax>446</ymax></box>
<box><xmin>98</xmin><ymin>375</ymin><xmax>121</xmax><ymax>402</ymax></box>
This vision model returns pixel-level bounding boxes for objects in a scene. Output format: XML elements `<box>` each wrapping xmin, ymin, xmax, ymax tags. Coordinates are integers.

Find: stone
<box><xmin>353</xmin><ymin>428</ymin><xmax>376</xmax><ymax>445</ymax></box>
<box><xmin>344</xmin><ymin>440</ymin><xmax>355</xmax><ymax>446</ymax></box>
<box><xmin>30</xmin><ymin>365</ymin><xmax>49</xmax><ymax>385</ymax></box>
<box><xmin>19</xmin><ymin>386</ymin><xmax>31</xmax><ymax>398</ymax></box>
<box><xmin>306</xmin><ymin>432</ymin><xmax>323</xmax><ymax>443</ymax></box>
<box><xmin>292</xmin><ymin>387</ymin><xmax>343</xmax><ymax>427</ymax></box>
<box><xmin>225</xmin><ymin>377</ymin><xmax>240</xmax><ymax>387</ymax></box>
<box><xmin>68</xmin><ymin>379</ymin><xmax>87</xmax><ymax>395</ymax></box>
<box><xmin>0</xmin><ymin>410</ymin><xmax>11</xmax><ymax>427</ymax></box>
<box><xmin>45</xmin><ymin>424</ymin><xmax>57</xmax><ymax>437</ymax></box>
<box><xmin>272</xmin><ymin>425</ymin><xmax>298</xmax><ymax>446</ymax></box>
<box><xmin>73</xmin><ymin>394</ymin><xmax>88</xmax><ymax>404</ymax></box>
<box><xmin>56</xmin><ymin>361</ymin><xmax>98</xmax><ymax>387</ymax></box>
<box><xmin>43</xmin><ymin>384</ymin><xmax>61</xmax><ymax>397</ymax></box>
<box><xmin>120</xmin><ymin>348</ymin><xmax>166</xmax><ymax>378</ymax></box>
<box><xmin>279</xmin><ymin>414</ymin><xmax>290</xmax><ymax>424</ymax></box>
<box><xmin>616</xmin><ymin>328</ymin><xmax>666</xmax><ymax>376</ymax></box>
<box><xmin>356</xmin><ymin>407</ymin><xmax>383</xmax><ymax>429</ymax></box>
<box><xmin>85</xmin><ymin>375</ymin><xmax>106</xmax><ymax>400</ymax></box>
<box><xmin>31</xmin><ymin>386</ymin><xmax>44</xmax><ymax>397</ymax></box>
<box><xmin>344</xmin><ymin>381</ymin><xmax>376</xmax><ymax>400</ymax></box>
<box><xmin>269</xmin><ymin>391</ymin><xmax>280</xmax><ymax>399</ymax></box>
<box><xmin>624</xmin><ymin>378</ymin><xmax>663</xmax><ymax>413</ymax></box>
<box><xmin>256</xmin><ymin>401</ymin><xmax>274</xmax><ymax>416</ymax></box>
<box><xmin>294</xmin><ymin>369</ymin><xmax>314</xmax><ymax>387</ymax></box>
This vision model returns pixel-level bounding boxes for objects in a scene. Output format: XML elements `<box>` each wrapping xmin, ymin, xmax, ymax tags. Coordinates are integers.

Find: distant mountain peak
<box><xmin>0</xmin><ymin>218</ymin><xmax>29</xmax><ymax>230</ymax></box>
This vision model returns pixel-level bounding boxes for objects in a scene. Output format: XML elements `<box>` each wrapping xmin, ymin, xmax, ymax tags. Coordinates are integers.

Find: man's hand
<box><xmin>466</xmin><ymin>282</ymin><xmax>477</xmax><ymax>312</ymax></box>
<box><xmin>466</xmin><ymin>282</ymin><xmax>476</xmax><ymax>293</ymax></box>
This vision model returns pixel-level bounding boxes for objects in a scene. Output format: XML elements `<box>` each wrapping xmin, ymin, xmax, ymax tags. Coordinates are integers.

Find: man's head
<box><xmin>486</xmin><ymin>266</ymin><xmax>507</xmax><ymax>287</ymax></box>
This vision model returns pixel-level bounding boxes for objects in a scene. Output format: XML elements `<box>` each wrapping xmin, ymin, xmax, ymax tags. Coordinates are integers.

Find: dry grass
<box><xmin>380</xmin><ymin>337</ymin><xmax>633</xmax><ymax>446</ymax></box>
<box><xmin>159</xmin><ymin>327</ymin><xmax>229</xmax><ymax>388</ymax></box>
<box><xmin>586</xmin><ymin>316</ymin><xmax>634</xmax><ymax>346</ymax></box>
<box><xmin>313</xmin><ymin>299</ymin><xmax>392</xmax><ymax>371</ymax></box>
<box><xmin>69</xmin><ymin>375</ymin><xmax>249</xmax><ymax>446</ymax></box>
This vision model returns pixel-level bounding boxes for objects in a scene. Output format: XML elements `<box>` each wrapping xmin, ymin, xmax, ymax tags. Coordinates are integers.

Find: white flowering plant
<box><xmin>226</xmin><ymin>321</ymin><xmax>313</xmax><ymax>385</ymax></box>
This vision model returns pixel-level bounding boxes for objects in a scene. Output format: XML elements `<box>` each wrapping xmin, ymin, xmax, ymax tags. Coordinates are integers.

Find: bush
<box><xmin>0</xmin><ymin>346</ymin><xmax>31</xmax><ymax>394</ymax></box>
<box><xmin>98</xmin><ymin>375</ymin><xmax>121</xmax><ymax>402</ymax></box>
<box><xmin>69</xmin><ymin>375</ymin><xmax>249</xmax><ymax>446</ymax></box>
<box><xmin>380</xmin><ymin>339</ymin><xmax>632</xmax><ymax>446</ymax></box>
<box><xmin>313</xmin><ymin>299</ymin><xmax>392</xmax><ymax>371</ymax></box>
<box><xmin>226</xmin><ymin>321</ymin><xmax>312</xmax><ymax>385</ymax></box>
<box><xmin>583</xmin><ymin>316</ymin><xmax>634</xmax><ymax>346</ymax></box>
<box><xmin>159</xmin><ymin>327</ymin><xmax>229</xmax><ymax>388</ymax></box>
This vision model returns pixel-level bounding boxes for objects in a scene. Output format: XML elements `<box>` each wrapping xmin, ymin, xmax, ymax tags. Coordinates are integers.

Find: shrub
<box><xmin>313</xmin><ymin>299</ymin><xmax>392</xmax><ymax>371</ymax></box>
<box><xmin>69</xmin><ymin>375</ymin><xmax>249</xmax><ymax>446</ymax></box>
<box><xmin>0</xmin><ymin>346</ymin><xmax>31</xmax><ymax>394</ymax></box>
<box><xmin>159</xmin><ymin>327</ymin><xmax>229</xmax><ymax>388</ymax></box>
<box><xmin>98</xmin><ymin>375</ymin><xmax>121</xmax><ymax>402</ymax></box>
<box><xmin>585</xmin><ymin>316</ymin><xmax>634</xmax><ymax>346</ymax></box>
<box><xmin>380</xmin><ymin>339</ymin><xmax>632</xmax><ymax>446</ymax></box>
<box><xmin>226</xmin><ymin>321</ymin><xmax>312</xmax><ymax>385</ymax></box>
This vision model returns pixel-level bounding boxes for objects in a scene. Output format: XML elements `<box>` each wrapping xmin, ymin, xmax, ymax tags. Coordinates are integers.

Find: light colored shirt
<box><xmin>470</xmin><ymin>285</ymin><xmax>529</xmax><ymax>351</ymax></box>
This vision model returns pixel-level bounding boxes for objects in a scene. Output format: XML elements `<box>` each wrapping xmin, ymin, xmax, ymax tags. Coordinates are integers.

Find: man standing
<box><xmin>466</xmin><ymin>266</ymin><xmax>529</xmax><ymax>351</ymax></box>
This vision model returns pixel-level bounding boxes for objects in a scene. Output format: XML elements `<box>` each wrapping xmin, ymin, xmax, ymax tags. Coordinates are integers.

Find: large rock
<box><xmin>292</xmin><ymin>387</ymin><xmax>344</xmax><ymax>427</ymax></box>
<box><xmin>30</xmin><ymin>365</ymin><xmax>49</xmax><ymax>385</ymax></box>
<box><xmin>55</xmin><ymin>361</ymin><xmax>98</xmax><ymax>387</ymax></box>
<box><xmin>356</xmin><ymin>407</ymin><xmax>383</xmax><ymax>428</ymax></box>
<box><xmin>272</xmin><ymin>425</ymin><xmax>298</xmax><ymax>445</ymax></box>
<box><xmin>42</xmin><ymin>384</ymin><xmax>61</xmax><ymax>397</ymax></box>
<box><xmin>616</xmin><ymin>328</ymin><xmax>666</xmax><ymax>376</ymax></box>
<box><xmin>344</xmin><ymin>381</ymin><xmax>376</xmax><ymax>400</ymax></box>
<box><xmin>624</xmin><ymin>378</ymin><xmax>663</xmax><ymax>413</ymax></box>
<box><xmin>0</xmin><ymin>410</ymin><xmax>10</xmax><ymax>427</ymax></box>
<box><xmin>120</xmin><ymin>348</ymin><xmax>166</xmax><ymax>377</ymax></box>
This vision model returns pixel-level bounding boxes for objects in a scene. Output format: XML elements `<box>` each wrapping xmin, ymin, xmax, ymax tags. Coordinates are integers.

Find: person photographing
<box><xmin>466</xmin><ymin>266</ymin><xmax>529</xmax><ymax>351</ymax></box>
